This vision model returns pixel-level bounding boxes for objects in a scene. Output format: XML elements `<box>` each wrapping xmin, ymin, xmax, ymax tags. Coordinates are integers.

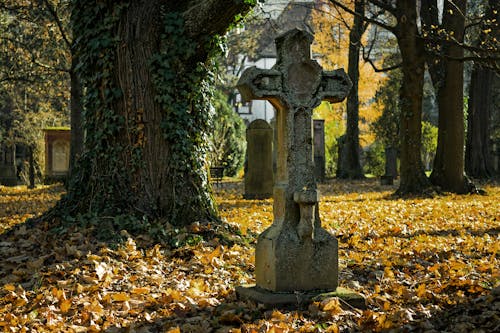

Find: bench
<box><xmin>209</xmin><ymin>167</ymin><xmax>224</xmax><ymax>187</ymax></box>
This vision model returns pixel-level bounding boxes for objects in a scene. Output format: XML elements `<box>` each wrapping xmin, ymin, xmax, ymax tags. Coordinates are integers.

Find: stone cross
<box><xmin>237</xmin><ymin>29</ymin><xmax>352</xmax><ymax>293</ymax></box>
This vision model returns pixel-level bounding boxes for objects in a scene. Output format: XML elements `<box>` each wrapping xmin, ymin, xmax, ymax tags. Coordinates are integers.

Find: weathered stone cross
<box><xmin>237</xmin><ymin>29</ymin><xmax>352</xmax><ymax>295</ymax></box>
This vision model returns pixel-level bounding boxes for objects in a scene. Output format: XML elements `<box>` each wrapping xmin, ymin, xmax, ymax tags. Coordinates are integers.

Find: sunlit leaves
<box><xmin>0</xmin><ymin>181</ymin><xmax>498</xmax><ymax>331</ymax></box>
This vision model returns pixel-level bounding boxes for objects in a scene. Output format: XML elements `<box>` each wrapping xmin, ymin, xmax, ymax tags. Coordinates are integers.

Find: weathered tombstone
<box><xmin>44</xmin><ymin>128</ymin><xmax>71</xmax><ymax>182</ymax></box>
<box><xmin>236</xmin><ymin>29</ymin><xmax>364</xmax><ymax>307</ymax></box>
<box><xmin>0</xmin><ymin>143</ymin><xmax>17</xmax><ymax>186</ymax></box>
<box><xmin>245</xmin><ymin>119</ymin><xmax>274</xmax><ymax>199</ymax></box>
<box><xmin>381</xmin><ymin>146</ymin><xmax>397</xmax><ymax>185</ymax></box>
<box><xmin>313</xmin><ymin>119</ymin><xmax>325</xmax><ymax>182</ymax></box>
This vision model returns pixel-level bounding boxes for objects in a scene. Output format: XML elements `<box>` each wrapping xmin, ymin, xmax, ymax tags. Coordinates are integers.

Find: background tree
<box><xmin>339</xmin><ymin>0</ymin><xmax>366</xmax><ymax>179</ymax></box>
<box><xmin>0</xmin><ymin>1</ymin><xmax>72</xmax><ymax>183</ymax></box>
<box><xmin>421</xmin><ymin>0</ymin><xmax>472</xmax><ymax>193</ymax></box>
<box><xmin>312</xmin><ymin>0</ymin><xmax>385</xmax><ymax>179</ymax></box>
<box><xmin>465</xmin><ymin>0</ymin><xmax>500</xmax><ymax>179</ymax></box>
<box><xmin>59</xmin><ymin>1</ymin><xmax>254</xmax><ymax>235</ymax></box>
<box><xmin>328</xmin><ymin>0</ymin><xmax>498</xmax><ymax>194</ymax></box>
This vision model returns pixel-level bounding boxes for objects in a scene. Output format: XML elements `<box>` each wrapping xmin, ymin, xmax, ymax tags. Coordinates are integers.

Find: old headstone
<box><xmin>236</xmin><ymin>29</ymin><xmax>363</xmax><ymax>307</ymax></box>
<box><xmin>44</xmin><ymin>128</ymin><xmax>71</xmax><ymax>181</ymax></box>
<box><xmin>313</xmin><ymin>119</ymin><xmax>325</xmax><ymax>182</ymax></box>
<box><xmin>245</xmin><ymin>119</ymin><xmax>274</xmax><ymax>199</ymax></box>
<box><xmin>381</xmin><ymin>146</ymin><xmax>397</xmax><ymax>185</ymax></box>
<box><xmin>0</xmin><ymin>143</ymin><xmax>17</xmax><ymax>186</ymax></box>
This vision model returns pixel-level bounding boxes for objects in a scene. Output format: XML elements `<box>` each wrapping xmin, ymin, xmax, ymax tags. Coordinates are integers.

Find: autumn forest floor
<box><xmin>0</xmin><ymin>179</ymin><xmax>498</xmax><ymax>332</ymax></box>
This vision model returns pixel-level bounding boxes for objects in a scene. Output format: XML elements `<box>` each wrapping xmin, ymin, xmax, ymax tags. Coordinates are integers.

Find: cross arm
<box><xmin>317</xmin><ymin>69</ymin><xmax>352</xmax><ymax>103</ymax></box>
<box><xmin>236</xmin><ymin>66</ymin><xmax>283</xmax><ymax>104</ymax></box>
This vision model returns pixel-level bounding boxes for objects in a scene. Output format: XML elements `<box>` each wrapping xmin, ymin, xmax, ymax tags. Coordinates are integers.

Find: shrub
<box><xmin>207</xmin><ymin>90</ymin><xmax>246</xmax><ymax>177</ymax></box>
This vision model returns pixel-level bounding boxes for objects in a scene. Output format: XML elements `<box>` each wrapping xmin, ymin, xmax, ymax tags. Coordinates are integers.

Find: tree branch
<box><xmin>362</xmin><ymin>43</ymin><xmax>401</xmax><ymax>72</ymax></box>
<box><xmin>183</xmin><ymin>0</ymin><xmax>254</xmax><ymax>38</ymax></box>
<box><xmin>41</xmin><ymin>0</ymin><xmax>72</xmax><ymax>49</ymax></box>
<box><xmin>328</xmin><ymin>0</ymin><xmax>396</xmax><ymax>33</ymax></box>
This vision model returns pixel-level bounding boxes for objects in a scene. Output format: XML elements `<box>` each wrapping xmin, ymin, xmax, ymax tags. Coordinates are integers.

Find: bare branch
<box><xmin>362</xmin><ymin>42</ymin><xmax>401</xmax><ymax>72</ymax></box>
<box><xmin>328</xmin><ymin>0</ymin><xmax>396</xmax><ymax>33</ymax></box>
<box><xmin>41</xmin><ymin>0</ymin><xmax>72</xmax><ymax>49</ymax></box>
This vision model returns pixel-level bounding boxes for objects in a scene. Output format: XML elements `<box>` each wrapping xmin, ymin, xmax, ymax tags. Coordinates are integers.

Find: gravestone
<box><xmin>313</xmin><ymin>119</ymin><xmax>325</xmax><ymax>182</ymax></box>
<box><xmin>44</xmin><ymin>128</ymin><xmax>71</xmax><ymax>181</ymax></box>
<box><xmin>245</xmin><ymin>119</ymin><xmax>274</xmax><ymax>199</ymax></box>
<box><xmin>381</xmin><ymin>146</ymin><xmax>397</xmax><ymax>185</ymax></box>
<box><xmin>236</xmin><ymin>29</ymin><xmax>363</xmax><ymax>307</ymax></box>
<box><xmin>0</xmin><ymin>143</ymin><xmax>17</xmax><ymax>186</ymax></box>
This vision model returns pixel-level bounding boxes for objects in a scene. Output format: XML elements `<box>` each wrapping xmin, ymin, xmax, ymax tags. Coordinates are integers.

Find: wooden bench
<box><xmin>209</xmin><ymin>167</ymin><xmax>224</xmax><ymax>187</ymax></box>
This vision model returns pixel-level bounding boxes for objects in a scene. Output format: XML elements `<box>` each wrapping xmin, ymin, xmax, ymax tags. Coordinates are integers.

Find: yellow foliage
<box><xmin>0</xmin><ymin>181</ymin><xmax>499</xmax><ymax>331</ymax></box>
<box><xmin>311</xmin><ymin>1</ymin><xmax>386</xmax><ymax>147</ymax></box>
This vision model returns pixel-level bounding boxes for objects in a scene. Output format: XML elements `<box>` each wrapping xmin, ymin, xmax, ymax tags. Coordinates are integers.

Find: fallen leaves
<box><xmin>0</xmin><ymin>180</ymin><xmax>499</xmax><ymax>332</ymax></box>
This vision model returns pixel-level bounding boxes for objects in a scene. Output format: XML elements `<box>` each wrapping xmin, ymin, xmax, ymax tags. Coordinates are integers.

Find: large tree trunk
<box><xmin>63</xmin><ymin>0</ymin><xmax>252</xmax><ymax>230</ymax></box>
<box><xmin>394</xmin><ymin>0</ymin><xmax>431</xmax><ymax>195</ymax></box>
<box><xmin>465</xmin><ymin>65</ymin><xmax>494</xmax><ymax>179</ymax></box>
<box><xmin>429</xmin><ymin>0</ymin><xmax>470</xmax><ymax>193</ymax></box>
<box><xmin>465</xmin><ymin>0</ymin><xmax>500</xmax><ymax>179</ymax></box>
<box><xmin>68</xmin><ymin>55</ymin><xmax>83</xmax><ymax>180</ymax></box>
<box><xmin>337</xmin><ymin>0</ymin><xmax>365</xmax><ymax>179</ymax></box>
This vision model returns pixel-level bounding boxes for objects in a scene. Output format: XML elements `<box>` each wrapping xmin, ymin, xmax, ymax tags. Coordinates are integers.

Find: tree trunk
<box><xmin>465</xmin><ymin>0</ymin><xmax>500</xmax><ymax>179</ymax></box>
<box><xmin>64</xmin><ymin>1</ymin><xmax>252</xmax><ymax>230</ymax></box>
<box><xmin>384</xmin><ymin>146</ymin><xmax>398</xmax><ymax>179</ymax></box>
<box><xmin>429</xmin><ymin>0</ymin><xmax>470</xmax><ymax>193</ymax></box>
<box><xmin>28</xmin><ymin>145</ymin><xmax>35</xmax><ymax>189</ymax></box>
<box><xmin>337</xmin><ymin>0</ymin><xmax>365</xmax><ymax>179</ymax></box>
<box><xmin>395</xmin><ymin>0</ymin><xmax>431</xmax><ymax>195</ymax></box>
<box><xmin>465</xmin><ymin>65</ymin><xmax>494</xmax><ymax>178</ymax></box>
<box><xmin>69</xmin><ymin>55</ymin><xmax>83</xmax><ymax>181</ymax></box>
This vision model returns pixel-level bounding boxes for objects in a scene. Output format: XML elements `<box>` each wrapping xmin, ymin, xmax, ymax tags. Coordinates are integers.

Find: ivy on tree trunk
<box><xmin>58</xmin><ymin>0</ymin><xmax>253</xmax><ymax>236</ymax></box>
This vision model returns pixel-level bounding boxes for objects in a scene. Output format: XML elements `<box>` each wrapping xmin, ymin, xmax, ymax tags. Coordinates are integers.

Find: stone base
<box><xmin>255</xmin><ymin>225</ymin><xmax>338</xmax><ymax>291</ymax></box>
<box><xmin>236</xmin><ymin>284</ymin><xmax>366</xmax><ymax>309</ymax></box>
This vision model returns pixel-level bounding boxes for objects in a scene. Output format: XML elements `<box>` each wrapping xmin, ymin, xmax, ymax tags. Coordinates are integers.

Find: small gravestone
<box><xmin>0</xmin><ymin>143</ymin><xmax>17</xmax><ymax>186</ymax></box>
<box><xmin>236</xmin><ymin>29</ymin><xmax>364</xmax><ymax>307</ymax></box>
<box><xmin>381</xmin><ymin>146</ymin><xmax>397</xmax><ymax>185</ymax></box>
<box><xmin>44</xmin><ymin>128</ymin><xmax>71</xmax><ymax>182</ymax></box>
<box><xmin>313</xmin><ymin>119</ymin><xmax>326</xmax><ymax>182</ymax></box>
<box><xmin>245</xmin><ymin>119</ymin><xmax>274</xmax><ymax>199</ymax></box>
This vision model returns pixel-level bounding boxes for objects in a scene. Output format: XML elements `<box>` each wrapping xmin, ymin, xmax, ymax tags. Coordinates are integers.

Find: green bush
<box><xmin>421</xmin><ymin>121</ymin><xmax>438</xmax><ymax>171</ymax></box>
<box><xmin>363</xmin><ymin>141</ymin><xmax>385</xmax><ymax>177</ymax></box>
<box><xmin>207</xmin><ymin>90</ymin><xmax>246</xmax><ymax>177</ymax></box>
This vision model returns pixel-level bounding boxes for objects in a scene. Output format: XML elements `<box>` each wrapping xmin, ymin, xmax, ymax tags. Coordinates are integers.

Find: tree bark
<box><xmin>28</xmin><ymin>145</ymin><xmax>35</xmax><ymax>189</ymax></box>
<box><xmin>69</xmin><ymin>55</ymin><xmax>83</xmax><ymax>181</ymax></box>
<box><xmin>465</xmin><ymin>65</ymin><xmax>494</xmax><ymax>179</ymax></box>
<box><xmin>394</xmin><ymin>0</ymin><xmax>431</xmax><ymax>195</ymax></box>
<box><xmin>465</xmin><ymin>0</ymin><xmax>500</xmax><ymax>179</ymax></box>
<box><xmin>64</xmin><ymin>0</ymin><xmax>252</xmax><ymax>229</ymax></box>
<box><xmin>337</xmin><ymin>0</ymin><xmax>365</xmax><ymax>179</ymax></box>
<box><xmin>429</xmin><ymin>0</ymin><xmax>470</xmax><ymax>193</ymax></box>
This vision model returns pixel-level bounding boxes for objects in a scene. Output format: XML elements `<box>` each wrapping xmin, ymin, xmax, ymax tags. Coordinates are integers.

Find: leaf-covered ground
<box><xmin>0</xmin><ymin>180</ymin><xmax>498</xmax><ymax>332</ymax></box>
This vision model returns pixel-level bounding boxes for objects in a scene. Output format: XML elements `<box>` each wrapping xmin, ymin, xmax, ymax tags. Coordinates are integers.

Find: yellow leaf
<box><xmin>131</xmin><ymin>287</ymin><xmax>150</xmax><ymax>295</ymax></box>
<box><xmin>326</xmin><ymin>323</ymin><xmax>339</xmax><ymax>333</ymax></box>
<box><xmin>4</xmin><ymin>284</ymin><xmax>16</xmax><ymax>292</ymax></box>
<box><xmin>416</xmin><ymin>283</ymin><xmax>426</xmax><ymax>298</ymax></box>
<box><xmin>322</xmin><ymin>298</ymin><xmax>342</xmax><ymax>314</ymax></box>
<box><xmin>60</xmin><ymin>299</ymin><xmax>72</xmax><ymax>313</ymax></box>
<box><xmin>112</xmin><ymin>293</ymin><xmax>130</xmax><ymax>302</ymax></box>
<box><xmin>166</xmin><ymin>327</ymin><xmax>180</xmax><ymax>333</ymax></box>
